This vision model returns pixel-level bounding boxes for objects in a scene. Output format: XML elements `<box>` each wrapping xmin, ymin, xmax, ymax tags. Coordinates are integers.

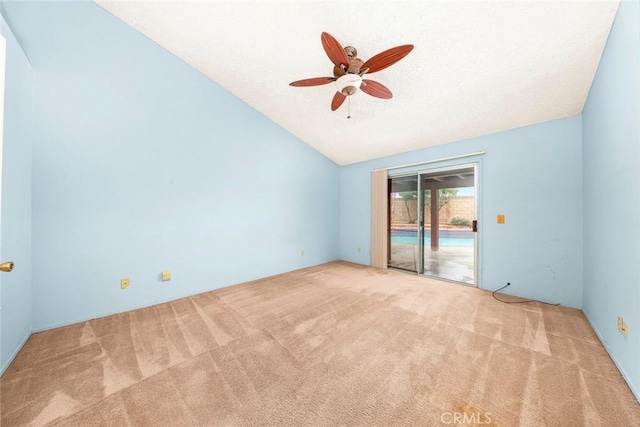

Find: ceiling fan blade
<box><xmin>331</xmin><ymin>91</ymin><xmax>346</xmax><ymax>111</ymax></box>
<box><xmin>362</xmin><ymin>45</ymin><xmax>414</xmax><ymax>74</ymax></box>
<box><xmin>361</xmin><ymin>79</ymin><xmax>393</xmax><ymax>99</ymax></box>
<box><xmin>289</xmin><ymin>77</ymin><xmax>336</xmax><ymax>87</ymax></box>
<box><xmin>321</xmin><ymin>32</ymin><xmax>349</xmax><ymax>68</ymax></box>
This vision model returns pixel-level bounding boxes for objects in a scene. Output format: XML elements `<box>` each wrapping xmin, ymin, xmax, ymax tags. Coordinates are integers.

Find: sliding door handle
<box><xmin>0</xmin><ymin>262</ymin><xmax>14</xmax><ymax>272</ymax></box>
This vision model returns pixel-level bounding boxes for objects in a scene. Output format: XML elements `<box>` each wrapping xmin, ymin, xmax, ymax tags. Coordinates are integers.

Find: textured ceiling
<box><xmin>95</xmin><ymin>1</ymin><xmax>619</xmax><ymax>165</ymax></box>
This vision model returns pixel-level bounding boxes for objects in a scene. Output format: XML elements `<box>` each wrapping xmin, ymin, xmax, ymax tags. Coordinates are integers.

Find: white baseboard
<box><xmin>1</xmin><ymin>331</ymin><xmax>31</xmax><ymax>376</ymax></box>
<box><xmin>583</xmin><ymin>310</ymin><xmax>639</xmax><ymax>403</ymax></box>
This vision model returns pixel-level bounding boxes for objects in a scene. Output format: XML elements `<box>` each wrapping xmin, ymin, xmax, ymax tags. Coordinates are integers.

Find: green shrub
<box><xmin>451</xmin><ymin>217</ymin><xmax>472</xmax><ymax>227</ymax></box>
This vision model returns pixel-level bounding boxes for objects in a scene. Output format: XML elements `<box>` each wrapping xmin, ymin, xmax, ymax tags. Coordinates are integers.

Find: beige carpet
<box><xmin>2</xmin><ymin>261</ymin><xmax>639</xmax><ymax>426</ymax></box>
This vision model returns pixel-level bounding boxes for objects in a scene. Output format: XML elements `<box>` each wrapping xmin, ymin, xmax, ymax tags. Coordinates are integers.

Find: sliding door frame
<box><xmin>388</xmin><ymin>161</ymin><xmax>481</xmax><ymax>287</ymax></box>
<box><xmin>416</xmin><ymin>174</ymin><xmax>424</xmax><ymax>274</ymax></box>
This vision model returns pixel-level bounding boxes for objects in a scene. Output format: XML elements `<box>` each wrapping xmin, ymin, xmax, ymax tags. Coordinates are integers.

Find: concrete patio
<box><xmin>388</xmin><ymin>242</ymin><xmax>475</xmax><ymax>285</ymax></box>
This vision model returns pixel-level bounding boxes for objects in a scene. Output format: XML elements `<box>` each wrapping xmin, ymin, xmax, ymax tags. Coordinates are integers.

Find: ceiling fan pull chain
<box><xmin>347</xmin><ymin>97</ymin><xmax>351</xmax><ymax>119</ymax></box>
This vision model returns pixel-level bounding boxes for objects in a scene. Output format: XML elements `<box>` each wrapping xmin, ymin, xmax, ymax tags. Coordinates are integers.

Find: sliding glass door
<box><xmin>388</xmin><ymin>175</ymin><xmax>420</xmax><ymax>272</ymax></box>
<box><xmin>388</xmin><ymin>165</ymin><xmax>478</xmax><ymax>285</ymax></box>
<box><xmin>420</xmin><ymin>168</ymin><xmax>476</xmax><ymax>284</ymax></box>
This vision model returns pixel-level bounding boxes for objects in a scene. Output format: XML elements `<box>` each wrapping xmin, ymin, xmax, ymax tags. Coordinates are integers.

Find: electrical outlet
<box><xmin>357</xmin><ymin>247</ymin><xmax>362</xmax><ymax>253</ymax></box>
<box><xmin>621</xmin><ymin>320</ymin><xmax>629</xmax><ymax>338</ymax></box>
<box><xmin>121</xmin><ymin>278</ymin><xmax>130</xmax><ymax>290</ymax></box>
<box><xmin>301</xmin><ymin>249</ymin><xmax>304</xmax><ymax>256</ymax></box>
<box><xmin>161</xmin><ymin>271</ymin><xmax>171</xmax><ymax>281</ymax></box>
<box><xmin>617</xmin><ymin>316</ymin><xmax>629</xmax><ymax>338</ymax></box>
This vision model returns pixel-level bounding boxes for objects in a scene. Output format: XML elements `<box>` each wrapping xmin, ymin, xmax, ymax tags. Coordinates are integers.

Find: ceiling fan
<box><xmin>290</xmin><ymin>32</ymin><xmax>414</xmax><ymax>114</ymax></box>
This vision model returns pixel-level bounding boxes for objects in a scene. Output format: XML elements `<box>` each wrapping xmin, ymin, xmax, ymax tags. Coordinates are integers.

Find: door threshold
<box><xmin>422</xmin><ymin>275</ymin><xmax>476</xmax><ymax>287</ymax></box>
<box><xmin>389</xmin><ymin>267</ymin><xmax>476</xmax><ymax>287</ymax></box>
<box><xmin>388</xmin><ymin>266</ymin><xmax>420</xmax><ymax>275</ymax></box>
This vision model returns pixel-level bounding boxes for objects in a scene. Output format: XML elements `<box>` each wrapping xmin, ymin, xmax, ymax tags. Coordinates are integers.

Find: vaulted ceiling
<box><xmin>95</xmin><ymin>1</ymin><xmax>619</xmax><ymax>165</ymax></box>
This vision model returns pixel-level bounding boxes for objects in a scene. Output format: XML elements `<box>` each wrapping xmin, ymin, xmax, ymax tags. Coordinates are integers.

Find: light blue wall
<box><xmin>1</xmin><ymin>0</ymin><xmax>634</xmax><ymax>399</ymax></box>
<box><xmin>2</xmin><ymin>0</ymin><xmax>339</xmax><ymax>331</ymax></box>
<box><xmin>0</xmin><ymin>13</ymin><xmax>33</xmax><ymax>373</ymax></box>
<box><xmin>340</xmin><ymin>117</ymin><xmax>584</xmax><ymax>307</ymax></box>
<box><xmin>582</xmin><ymin>0</ymin><xmax>639</xmax><ymax>400</ymax></box>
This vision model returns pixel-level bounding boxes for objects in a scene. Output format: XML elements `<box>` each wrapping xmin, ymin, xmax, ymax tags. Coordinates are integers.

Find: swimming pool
<box><xmin>391</xmin><ymin>230</ymin><xmax>474</xmax><ymax>247</ymax></box>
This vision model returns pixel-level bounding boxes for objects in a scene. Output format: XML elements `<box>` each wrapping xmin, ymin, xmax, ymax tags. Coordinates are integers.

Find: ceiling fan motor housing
<box><xmin>336</xmin><ymin>74</ymin><xmax>362</xmax><ymax>96</ymax></box>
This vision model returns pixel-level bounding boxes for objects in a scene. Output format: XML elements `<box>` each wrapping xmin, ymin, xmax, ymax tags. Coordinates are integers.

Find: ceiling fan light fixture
<box><xmin>335</xmin><ymin>74</ymin><xmax>362</xmax><ymax>96</ymax></box>
<box><xmin>289</xmin><ymin>32</ymin><xmax>413</xmax><ymax>111</ymax></box>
